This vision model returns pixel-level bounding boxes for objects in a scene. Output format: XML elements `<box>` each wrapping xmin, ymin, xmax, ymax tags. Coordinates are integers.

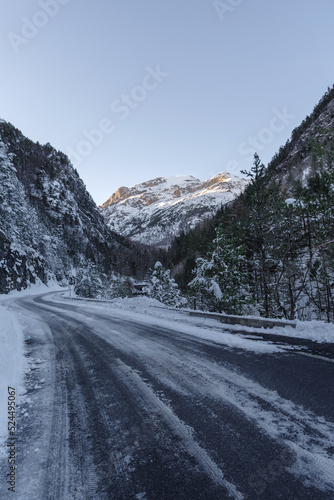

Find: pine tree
<box><xmin>240</xmin><ymin>154</ymin><xmax>276</xmax><ymax>316</ymax></box>
<box><xmin>74</xmin><ymin>262</ymin><xmax>103</xmax><ymax>298</ymax></box>
<box><xmin>145</xmin><ymin>261</ymin><xmax>186</xmax><ymax>307</ymax></box>
<box><xmin>188</xmin><ymin>229</ymin><xmax>250</xmax><ymax>314</ymax></box>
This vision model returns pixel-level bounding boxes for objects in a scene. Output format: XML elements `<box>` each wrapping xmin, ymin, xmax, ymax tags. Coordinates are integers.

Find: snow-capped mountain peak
<box><xmin>100</xmin><ymin>172</ymin><xmax>248</xmax><ymax>248</ymax></box>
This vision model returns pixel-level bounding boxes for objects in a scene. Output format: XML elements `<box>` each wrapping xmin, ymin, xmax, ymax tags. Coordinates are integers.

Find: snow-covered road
<box><xmin>1</xmin><ymin>292</ymin><xmax>334</xmax><ymax>499</ymax></box>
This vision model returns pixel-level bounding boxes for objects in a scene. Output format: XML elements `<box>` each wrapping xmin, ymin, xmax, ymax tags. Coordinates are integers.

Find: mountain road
<box><xmin>1</xmin><ymin>292</ymin><xmax>334</xmax><ymax>499</ymax></box>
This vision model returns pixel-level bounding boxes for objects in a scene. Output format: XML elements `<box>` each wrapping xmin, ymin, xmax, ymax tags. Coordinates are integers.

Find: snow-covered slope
<box><xmin>100</xmin><ymin>173</ymin><xmax>248</xmax><ymax>248</ymax></box>
<box><xmin>268</xmin><ymin>86</ymin><xmax>334</xmax><ymax>186</ymax></box>
<box><xmin>0</xmin><ymin>119</ymin><xmax>146</xmax><ymax>294</ymax></box>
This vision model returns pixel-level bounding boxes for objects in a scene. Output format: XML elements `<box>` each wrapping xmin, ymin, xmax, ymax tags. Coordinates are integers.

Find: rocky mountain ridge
<box><xmin>268</xmin><ymin>86</ymin><xmax>334</xmax><ymax>185</ymax></box>
<box><xmin>0</xmin><ymin>119</ymin><xmax>146</xmax><ymax>294</ymax></box>
<box><xmin>100</xmin><ymin>173</ymin><xmax>248</xmax><ymax>248</ymax></box>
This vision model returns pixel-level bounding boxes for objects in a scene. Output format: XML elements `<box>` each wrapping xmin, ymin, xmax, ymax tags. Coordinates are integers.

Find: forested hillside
<box><xmin>160</xmin><ymin>86</ymin><xmax>334</xmax><ymax>322</ymax></box>
<box><xmin>0</xmin><ymin>120</ymin><xmax>152</xmax><ymax>295</ymax></box>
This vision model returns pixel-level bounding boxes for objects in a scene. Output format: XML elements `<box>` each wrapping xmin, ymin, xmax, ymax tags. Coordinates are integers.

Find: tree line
<box><xmin>159</xmin><ymin>132</ymin><xmax>334</xmax><ymax>322</ymax></box>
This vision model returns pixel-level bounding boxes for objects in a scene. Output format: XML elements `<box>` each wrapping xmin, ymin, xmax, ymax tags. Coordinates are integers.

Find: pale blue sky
<box><xmin>1</xmin><ymin>0</ymin><xmax>334</xmax><ymax>204</ymax></box>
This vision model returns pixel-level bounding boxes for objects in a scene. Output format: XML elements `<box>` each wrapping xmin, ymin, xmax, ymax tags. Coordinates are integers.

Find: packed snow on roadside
<box><xmin>0</xmin><ymin>304</ymin><xmax>27</xmax><ymax>459</ymax></box>
<box><xmin>90</xmin><ymin>296</ymin><xmax>334</xmax><ymax>344</ymax></box>
<box><xmin>0</xmin><ymin>283</ymin><xmax>63</xmax><ymax>457</ymax></box>
<box><xmin>272</xmin><ymin>320</ymin><xmax>334</xmax><ymax>343</ymax></box>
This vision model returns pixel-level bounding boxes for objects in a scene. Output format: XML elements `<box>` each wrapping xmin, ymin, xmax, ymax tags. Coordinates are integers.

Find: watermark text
<box><xmin>8</xmin><ymin>0</ymin><xmax>71</xmax><ymax>54</ymax></box>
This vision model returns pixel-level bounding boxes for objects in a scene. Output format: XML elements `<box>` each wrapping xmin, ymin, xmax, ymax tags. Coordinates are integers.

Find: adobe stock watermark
<box><xmin>8</xmin><ymin>0</ymin><xmax>71</xmax><ymax>54</ymax></box>
<box><xmin>226</xmin><ymin>106</ymin><xmax>296</xmax><ymax>172</ymax></box>
<box><xmin>213</xmin><ymin>0</ymin><xmax>243</xmax><ymax>22</ymax></box>
<box><xmin>67</xmin><ymin>65</ymin><xmax>169</xmax><ymax>168</ymax></box>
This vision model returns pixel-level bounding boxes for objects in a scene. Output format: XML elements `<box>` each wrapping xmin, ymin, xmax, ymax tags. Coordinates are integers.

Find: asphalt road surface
<box><xmin>1</xmin><ymin>292</ymin><xmax>334</xmax><ymax>499</ymax></box>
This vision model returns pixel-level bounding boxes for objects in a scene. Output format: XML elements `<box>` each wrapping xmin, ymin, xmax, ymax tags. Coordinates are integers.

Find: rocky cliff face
<box><xmin>0</xmin><ymin>230</ymin><xmax>46</xmax><ymax>292</ymax></box>
<box><xmin>268</xmin><ymin>86</ymin><xmax>334</xmax><ymax>186</ymax></box>
<box><xmin>100</xmin><ymin>173</ymin><xmax>248</xmax><ymax>248</ymax></box>
<box><xmin>0</xmin><ymin>119</ymin><xmax>143</xmax><ymax>293</ymax></box>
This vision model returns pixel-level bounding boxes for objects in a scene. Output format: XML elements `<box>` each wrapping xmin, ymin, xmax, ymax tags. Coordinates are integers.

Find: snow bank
<box><xmin>270</xmin><ymin>320</ymin><xmax>334</xmax><ymax>343</ymax></box>
<box><xmin>0</xmin><ymin>305</ymin><xmax>27</xmax><ymax>458</ymax></box>
<box><xmin>0</xmin><ymin>281</ymin><xmax>63</xmax><ymax>303</ymax></box>
<box><xmin>108</xmin><ymin>297</ymin><xmax>334</xmax><ymax>344</ymax></box>
<box><xmin>111</xmin><ymin>296</ymin><xmax>166</xmax><ymax>310</ymax></box>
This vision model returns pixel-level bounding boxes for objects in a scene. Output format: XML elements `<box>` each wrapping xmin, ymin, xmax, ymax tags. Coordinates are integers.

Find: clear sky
<box><xmin>1</xmin><ymin>0</ymin><xmax>334</xmax><ymax>205</ymax></box>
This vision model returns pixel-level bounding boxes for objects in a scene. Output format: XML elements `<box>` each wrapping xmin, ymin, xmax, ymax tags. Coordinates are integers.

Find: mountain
<box><xmin>0</xmin><ymin>119</ymin><xmax>148</xmax><ymax>294</ymax></box>
<box><xmin>161</xmin><ymin>85</ymin><xmax>334</xmax><ymax>322</ymax></box>
<box><xmin>99</xmin><ymin>173</ymin><xmax>248</xmax><ymax>248</ymax></box>
<box><xmin>267</xmin><ymin>85</ymin><xmax>334</xmax><ymax>185</ymax></box>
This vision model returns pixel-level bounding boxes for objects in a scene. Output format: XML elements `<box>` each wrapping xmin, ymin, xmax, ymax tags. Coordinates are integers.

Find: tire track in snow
<box><xmin>38</xmin><ymin>315</ymin><xmax>99</xmax><ymax>500</ymax></box>
<box><xmin>114</xmin><ymin>359</ymin><xmax>244</xmax><ymax>500</ymax></box>
<box><xmin>65</xmin><ymin>318</ymin><xmax>244</xmax><ymax>498</ymax></box>
<box><xmin>136</xmin><ymin>345</ymin><xmax>334</xmax><ymax>492</ymax></box>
